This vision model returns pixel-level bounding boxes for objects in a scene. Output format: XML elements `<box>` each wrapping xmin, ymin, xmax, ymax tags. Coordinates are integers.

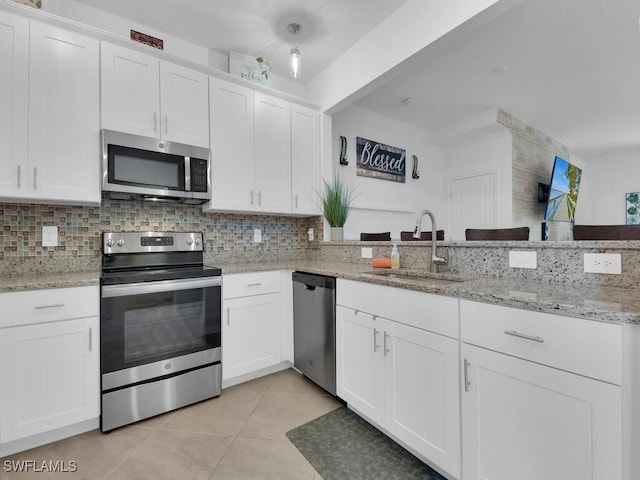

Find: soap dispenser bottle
<box><xmin>390</xmin><ymin>243</ymin><xmax>400</xmax><ymax>269</ymax></box>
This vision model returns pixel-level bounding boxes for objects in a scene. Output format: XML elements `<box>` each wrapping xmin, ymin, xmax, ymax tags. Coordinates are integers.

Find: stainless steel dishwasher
<box><xmin>292</xmin><ymin>271</ymin><xmax>336</xmax><ymax>395</ymax></box>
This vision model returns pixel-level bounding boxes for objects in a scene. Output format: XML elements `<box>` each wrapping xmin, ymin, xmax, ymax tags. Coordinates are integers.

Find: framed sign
<box><xmin>229</xmin><ymin>51</ymin><xmax>272</xmax><ymax>87</ymax></box>
<box><xmin>356</xmin><ymin>137</ymin><xmax>406</xmax><ymax>183</ymax></box>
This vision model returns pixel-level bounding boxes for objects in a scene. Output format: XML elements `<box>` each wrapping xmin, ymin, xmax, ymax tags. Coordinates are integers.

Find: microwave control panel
<box><xmin>190</xmin><ymin>158</ymin><xmax>208</xmax><ymax>192</ymax></box>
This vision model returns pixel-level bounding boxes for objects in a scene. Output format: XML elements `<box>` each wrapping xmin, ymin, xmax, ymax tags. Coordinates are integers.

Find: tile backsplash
<box><xmin>0</xmin><ymin>200</ymin><xmax>323</xmax><ymax>273</ymax></box>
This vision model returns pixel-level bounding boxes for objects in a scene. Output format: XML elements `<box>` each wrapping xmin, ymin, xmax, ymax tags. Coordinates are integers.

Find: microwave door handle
<box><xmin>101</xmin><ymin>277</ymin><xmax>222</xmax><ymax>298</ymax></box>
<box><xmin>184</xmin><ymin>157</ymin><xmax>191</xmax><ymax>192</ymax></box>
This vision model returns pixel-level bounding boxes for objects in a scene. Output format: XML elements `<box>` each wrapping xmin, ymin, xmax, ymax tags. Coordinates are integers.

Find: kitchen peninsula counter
<box><xmin>218</xmin><ymin>260</ymin><xmax>640</xmax><ymax>324</ymax></box>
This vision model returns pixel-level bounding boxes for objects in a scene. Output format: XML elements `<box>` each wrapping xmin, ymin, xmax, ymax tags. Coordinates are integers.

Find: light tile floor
<box><xmin>1</xmin><ymin>369</ymin><xmax>342</xmax><ymax>480</ymax></box>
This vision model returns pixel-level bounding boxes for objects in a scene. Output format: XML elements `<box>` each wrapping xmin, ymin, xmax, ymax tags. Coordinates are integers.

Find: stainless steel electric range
<box><xmin>99</xmin><ymin>231</ymin><xmax>222</xmax><ymax>432</ymax></box>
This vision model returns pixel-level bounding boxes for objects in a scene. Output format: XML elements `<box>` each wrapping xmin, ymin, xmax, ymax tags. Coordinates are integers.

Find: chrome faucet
<box><xmin>413</xmin><ymin>209</ymin><xmax>447</xmax><ymax>273</ymax></box>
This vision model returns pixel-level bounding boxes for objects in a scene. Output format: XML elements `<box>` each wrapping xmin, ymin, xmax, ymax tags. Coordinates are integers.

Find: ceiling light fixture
<box><xmin>288</xmin><ymin>23</ymin><xmax>302</xmax><ymax>79</ymax></box>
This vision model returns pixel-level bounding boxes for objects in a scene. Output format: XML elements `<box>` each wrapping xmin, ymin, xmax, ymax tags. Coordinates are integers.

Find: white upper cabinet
<box><xmin>206</xmin><ymin>76</ymin><xmax>321</xmax><ymax>216</ymax></box>
<box><xmin>291</xmin><ymin>104</ymin><xmax>320</xmax><ymax>215</ymax></box>
<box><xmin>0</xmin><ymin>14</ymin><xmax>100</xmax><ymax>205</ymax></box>
<box><xmin>208</xmin><ymin>78</ymin><xmax>255</xmax><ymax>211</ymax></box>
<box><xmin>29</xmin><ymin>22</ymin><xmax>100</xmax><ymax>204</ymax></box>
<box><xmin>254</xmin><ymin>92</ymin><xmax>292</xmax><ymax>214</ymax></box>
<box><xmin>0</xmin><ymin>11</ymin><xmax>28</xmax><ymax>199</ymax></box>
<box><xmin>101</xmin><ymin>43</ymin><xmax>209</xmax><ymax>147</ymax></box>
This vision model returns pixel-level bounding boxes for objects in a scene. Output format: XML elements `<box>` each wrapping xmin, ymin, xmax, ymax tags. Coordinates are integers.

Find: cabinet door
<box><xmin>159</xmin><ymin>61</ymin><xmax>209</xmax><ymax>147</ymax></box>
<box><xmin>222</xmin><ymin>293</ymin><xmax>281</xmax><ymax>381</ymax></box>
<box><xmin>0</xmin><ymin>317</ymin><xmax>99</xmax><ymax>443</ymax></box>
<box><xmin>291</xmin><ymin>104</ymin><xmax>320</xmax><ymax>215</ymax></box>
<box><xmin>101</xmin><ymin>42</ymin><xmax>160</xmax><ymax>138</ymax></box>
<box><xmin>336</xmin><ymin>306</ymin><xmax>384</xmax><ymax>424</ymax></box>
<box><xmin>461</xmin><ymin>343</ymin><xmax>622</xmax><ymax>480</ymax></box>
<box><xmin>385</xmin><ymin>321</ymin><xmax>461</xmax><ymax>478</ymax></box>
<box><xmin>0</xmin><ymin>11</ymin><xmax>28</xmax><ymax>199</ymax></box>
<box><xmin>254</xmin><ymin>92</ymin><xmax>291</xmax><ymax>214</ymax></box>
<box><xmin>29</xmin><ymin>22</ymin><xmax>100</xmax><ymax>204</ymax></box>
<box><xmin>207</xmin><ymin>77</ymin><xmax>255</xmax><ymax>212</ymax></box>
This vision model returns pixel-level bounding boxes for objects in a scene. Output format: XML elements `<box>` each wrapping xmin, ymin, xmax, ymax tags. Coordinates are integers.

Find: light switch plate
<box><xmin>509</xmin><ymin>250</ymin><xmax>537</xmax><ymax>269</ymax></box>
<box><xmin>361</xmin><ymin>247</ymin><xmax>373</xmax><ymax>259</ymax></box>
<box><xmin>253</xmin><ymin>228</ymin><xmax>262</xmax><ymax>243</ymax></box>
<box><xmin>42</xmin><ymin>226</ymin><xmax>58</xmax><ymax>247</ymax></box>
<box><xmin>584</xmin><ymin>253</ymin><xmax>621</xmax><ymax>274</ymax></box>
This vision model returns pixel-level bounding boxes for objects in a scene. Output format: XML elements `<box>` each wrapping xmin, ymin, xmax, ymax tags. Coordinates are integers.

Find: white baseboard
<box><xmin>0</xmin><ymin>418</ymin><xmax>99</xmax><ymax>458</ymax></box>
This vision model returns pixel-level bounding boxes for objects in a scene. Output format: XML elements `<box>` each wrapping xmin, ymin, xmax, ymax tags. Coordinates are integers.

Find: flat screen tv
<box><xmin>544</xmin><ymin>156</ymin><xmax>582</xmax><ymax>223</ymax></box>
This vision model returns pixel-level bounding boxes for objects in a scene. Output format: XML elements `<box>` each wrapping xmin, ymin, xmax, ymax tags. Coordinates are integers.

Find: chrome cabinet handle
<box><xmin>257</xmin><ymin>191</ymin><xmax>262</xmax><ymax>205</ymax></box>
<box><xmin>294</xmin><ymin>194</ymin><xmax>298</xmax><ymax>208</ymax></box>
<box><xmin>164</xmin><ymin>114</ymin><xmax>168</xmax><ymax>134</ymax></box>
<box><xmin>464</xmin><ymin>358</ymin><xmax>471</xmax><ymax>392</ymax></box>
<box><xmin>383</xmin><ymin>331</ymin><xmax>390</xmax><ymax>356</ymax></box>
<box><xmin>17</xmin><ymin>165</ymin><xmax>21</xmax><ymax>188</ymax></box>
<box><xmin>89</xmin><ymin>327</ymin><xmax>93</xmax><ymax>352</ymax></box>
<box><xmin>227</xmin><ymin>307</ymin><xmax>230</xmax><ymax>326</ymax></box>
<box><xmin>373</xmin><ymin>328</ymin><xmax>379</xmax><ymax>353</ymax></box>
<box><xmin>35</xmin><ymin>303</ymin><xmax>64</xmax><ymax>310</ymax></box>
<box><xmin>33</xmin><ymin>167</ymin><xmax>37</xmax><ymax>189</ymax></box>
<box><xmin>250</xmin><ymin>190</ymin><xmax>254</xmax><ymax>204</ymax></box>
<box><xmin>504</xmin><ymin>329</ymin><xmax>545</xmax><ymax>343</ymax></box>
<box><xmin>153</xmin><ymin>112</ymin><xmax>158</xmax><ymax>131</ymax></box>
<box><xmin>247</xmin><ymin>283</ymin><xmax>262</xmax><ymax>287</ymax></box>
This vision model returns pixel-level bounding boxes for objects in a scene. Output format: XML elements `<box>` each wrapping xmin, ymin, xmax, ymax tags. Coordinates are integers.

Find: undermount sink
<box><xmin>361</xmin><ymin>270</ymin><xmax>468</xmax><ymax>285</ymax></box>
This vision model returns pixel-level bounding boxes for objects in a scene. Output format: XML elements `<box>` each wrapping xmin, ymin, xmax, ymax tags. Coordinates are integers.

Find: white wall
<box><xmin>575</xmin><ymin>150</ymin><xmax>640</xmax><ymax>225</ymax></box>
<box><xmin>444</xmin><ymin>130</ymin><xmax>513</xmax><ymax>239</ymax></box>
<box><xmin>41</xmin><ymin>0</ymin><xmax>305</xmax><ymax>98</ymax></box>
<box><xmin>330</xmin><ymin>105</ymin><xmax>446</xmax><ymax>241</ymax></box>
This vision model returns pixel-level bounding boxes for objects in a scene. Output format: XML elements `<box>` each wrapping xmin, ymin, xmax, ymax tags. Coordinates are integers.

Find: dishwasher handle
<box><xmin>292</xmin><ymin>271</ymin><xmax>336</xmax><ymax>290</ymax></box>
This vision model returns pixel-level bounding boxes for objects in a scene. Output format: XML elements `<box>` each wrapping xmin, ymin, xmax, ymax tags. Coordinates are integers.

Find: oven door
<box><xmin>100</xmin><ymin>276</ymin><xmax>221</xmax><ymax>390</ymax></box>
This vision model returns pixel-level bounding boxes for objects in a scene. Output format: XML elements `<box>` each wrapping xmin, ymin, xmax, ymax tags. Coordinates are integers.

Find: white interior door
<box><xmin>449</xmin><ymin>172</ymin><xmax>496</xmax><ymax>240</ymax></box>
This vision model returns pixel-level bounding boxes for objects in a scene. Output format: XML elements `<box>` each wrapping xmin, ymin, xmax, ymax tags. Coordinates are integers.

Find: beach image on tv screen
<box><xmin>544</xmin><ymin>157</ymin><xmax>582</xmax><ymax>222</ymax></box>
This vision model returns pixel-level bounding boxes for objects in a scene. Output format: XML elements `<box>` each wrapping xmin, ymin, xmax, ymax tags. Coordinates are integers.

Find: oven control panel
<box><xmin>103</xmin><ymin>232</ymin><xmax>203</xmax><ymax>254</ymax></box>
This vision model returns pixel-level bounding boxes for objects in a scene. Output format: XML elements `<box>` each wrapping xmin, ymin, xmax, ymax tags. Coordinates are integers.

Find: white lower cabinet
<box><xmin>0</xmin><ymin>286</ymin><xmax>99</xmax><ymax>445</ymax></box>
<box><xmin>461</xmin><ymin>343</ymin><xmax>621</xmax><ymax>480</ymax></box>
<box><xmin>222</xmin><ymin>272</ymin><xmax>282</xmax><ymax>383</ymax></box>
<box><xmin>336</xmin><ymin>279</ymin><xmax>460</xmax><ymax>479</ymax></box>
<box><xmin>460</xmin><ymin>299</ymin><xmax>623</xmax><ymax>480</ymax></box>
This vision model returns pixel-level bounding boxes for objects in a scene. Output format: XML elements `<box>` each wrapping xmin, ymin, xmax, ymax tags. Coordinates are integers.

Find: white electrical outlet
<box><xmin>508</xmin><ymin>250</ymin><xmax>537</xmax><ymax>269</ymax></box>
<box><xmin>584</xmin><ymin>253</ymin><xmax>621</xmax><ymax>274</ymax></box>
<box><xmin>361</xmin><ymin>247</ymin><xmax>373</xmax><ymax>259</ymax></box>
<box><xmin>253</xmin><ymin>228</ymin><xmax>262</xmax><ymax>243</ymax></box>
<box><xmin>42</xmin><ymin>226</ymin><xmax>58</xmax><ymax>247</ymax></box>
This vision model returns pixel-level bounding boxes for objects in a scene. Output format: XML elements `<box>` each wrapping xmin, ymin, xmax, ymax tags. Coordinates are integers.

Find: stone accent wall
<box><xmin>0</xmin><ymin>200</ymin><xmax>323</xmax><ymax>273</ymax></box>
<box><xmin>497</xmin><ymin>110</ymin><xmax>572</xmax><ymax>240</ymax></box>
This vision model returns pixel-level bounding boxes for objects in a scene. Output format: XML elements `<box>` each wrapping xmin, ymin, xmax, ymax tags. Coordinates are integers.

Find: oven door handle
<box><xmin>101</xmin><ymin>276</ymin><xmax>222</xmax><ymax>298</ymax></box>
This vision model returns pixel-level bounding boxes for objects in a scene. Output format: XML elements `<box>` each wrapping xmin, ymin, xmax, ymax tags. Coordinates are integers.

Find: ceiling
<box><xmin>73</xmin><ymin>0</ymin><xmax>640</xmax><ymax>160</ymax></box>
<box><xmin>355</xmin><ymin>0</ymin><xmax>640</xmax><ymax>160</ymax></box>
<box><xmin>73</xmin><ymin>0</ymin><xmax>409</xmax><ymax>80</ymax></box>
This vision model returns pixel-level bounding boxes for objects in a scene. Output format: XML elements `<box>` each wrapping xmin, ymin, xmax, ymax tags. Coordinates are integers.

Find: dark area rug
<box><xmin>286</xmin><ymin>407</ymin><xmax>447</xmax><ymax>480</ymax></box>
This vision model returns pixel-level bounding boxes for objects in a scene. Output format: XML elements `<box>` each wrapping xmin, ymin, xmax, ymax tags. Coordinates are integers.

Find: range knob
<box><xmin>186</xmin><ymin>238</ymin><xmax>194</xmax><ymax>246</ymax></box>
<box><xmin>116</xmin><ymin>239</ymin><xmax>125</xmax><ymax>247</ymax></box>
<box><xmin>105</xmin><ymin>239</ymin><xmax>115</xmax><ymax>248</ymax></box>
<box><xmin>194</xmin><ymin>238</ymin><xmax>201</xmax><ymax>246</ymax></box>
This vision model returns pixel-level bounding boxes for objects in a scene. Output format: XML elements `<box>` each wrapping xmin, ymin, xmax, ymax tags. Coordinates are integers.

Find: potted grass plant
<box><xmin>320</xmin><ymin>174</ymin><xmax>355</xmax><ymax>241</ymax></box>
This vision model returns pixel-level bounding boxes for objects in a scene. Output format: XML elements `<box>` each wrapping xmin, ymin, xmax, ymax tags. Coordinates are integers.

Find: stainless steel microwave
<box><xmin>101</xmin><ymin>129</ymin><xmax>210</xmax><ymax>205</ymax></box>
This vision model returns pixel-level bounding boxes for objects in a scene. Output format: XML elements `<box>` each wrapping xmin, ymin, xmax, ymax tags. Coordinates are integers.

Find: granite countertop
<box><xmin>0</xmin><ymin>271</ymin><xmax>101</xmax><ymax>292</ymax></box>
<box><xmin>1</xmin><ymin>261</ymin><xmax>638</xmax><ymax>325</ymax></box>
<box><xmin>218</xmin><ymin>260</ymin><xmax>640</xmax><ymax>324</ymax></box>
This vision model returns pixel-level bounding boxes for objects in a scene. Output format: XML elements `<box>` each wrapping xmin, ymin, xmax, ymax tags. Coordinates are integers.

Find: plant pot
<box><xmin>330</xmin><ymin>227</ymin><xmax>344</xmax><ymax>242</ymax></box>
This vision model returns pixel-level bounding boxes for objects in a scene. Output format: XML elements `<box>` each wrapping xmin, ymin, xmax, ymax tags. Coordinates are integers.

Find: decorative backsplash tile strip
<box><xmin>0</xmin><ymin>200</ymin><xmax>323</xmax><ymax>273</ymax></box>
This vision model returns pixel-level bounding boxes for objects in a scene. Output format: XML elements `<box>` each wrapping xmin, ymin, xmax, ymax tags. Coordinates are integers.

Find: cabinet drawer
<box><xmin>223</xmin><ymin>271</ymin><xmax>280</xmax><ymax>299</ymax></box>
<box><xmin>337</xmin><ymin>279</ymin><xmax>458</xmax><ymax>339</ymax></box>
<box><xmin>0</xmin><ymin>286</ymin><xmax>99</xmax><ymax>329</ymax></box>
<box><xmin>460</xmin><ymin>300</ymin><xmax>622</xmax><ymax>385</ymax></box>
